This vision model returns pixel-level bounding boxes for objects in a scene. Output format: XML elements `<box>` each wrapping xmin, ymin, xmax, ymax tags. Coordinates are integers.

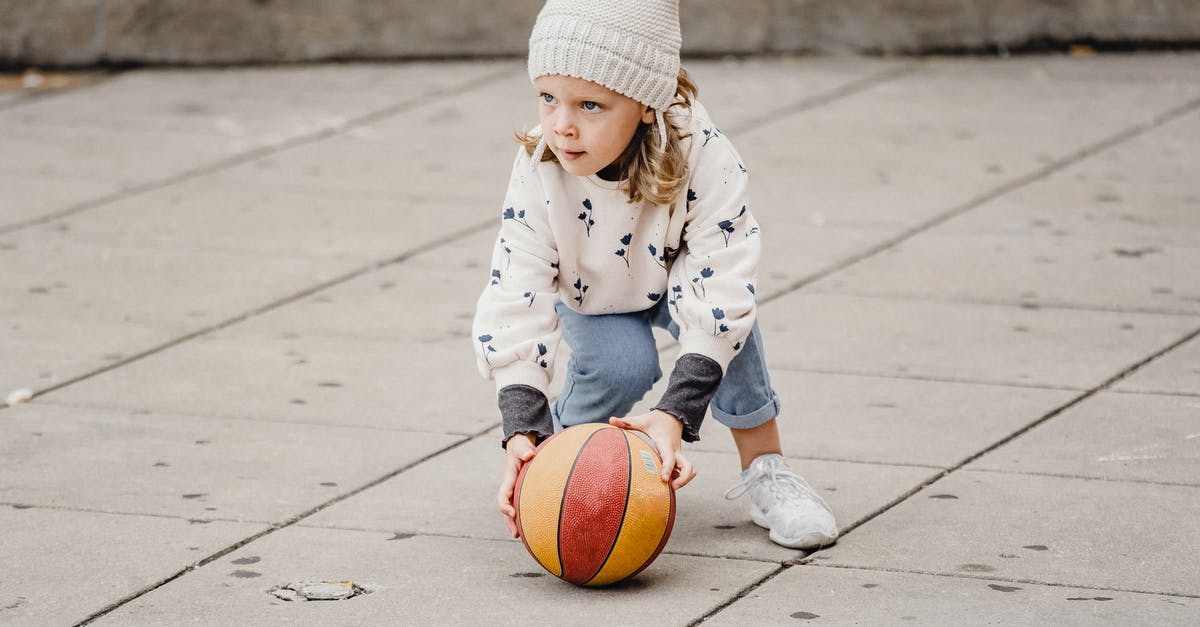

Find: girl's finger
<box><xmin>671</xmin><ymin>452</ymin><xmax>696</xmax><ymax>490</ymax></box>
<box><xmin>658</xmin><ymin>447</ymin><xmax>677</xmax><ymax>483</ymax></box>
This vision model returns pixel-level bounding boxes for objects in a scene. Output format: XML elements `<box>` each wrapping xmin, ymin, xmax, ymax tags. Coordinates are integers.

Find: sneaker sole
<box><xmin>750</xmin><ymin>505</ymin><xmax>839</xmax><ymax>550</ymax></box>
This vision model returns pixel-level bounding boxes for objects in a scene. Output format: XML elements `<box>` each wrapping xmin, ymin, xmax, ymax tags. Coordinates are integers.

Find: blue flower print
<box><xmin>733</xmin><ymin>341</ymin><xmax>742</xmax><ymax>351</ymax></box>
<box><xmin>537</xmin><ymin>342</ymin><xmax>548</xmax><ymax>368</ymax></box>
<box><xmin>692</xmin><ymin>266</ymin><xmax>714</xmax><ymax>297</ymax></box>
<box><xmin>478</xmin><ymin>334</ymin><xmax>496</xmax><ymax>365</ymax></box>
<box><xmin>647</xmin><ymin>292</ymin><xmax>661</xmax><ymax>303</ymax></box>
<box><xmin>647</xmin><ymin>244</ymin><xmax>667</xmax><ymax>270</ymax></box>
<box><xmin>701</xmin><ymin>127</ymin><xmax>721</xmax><ymax>146</ymax></box>
<box><xmin>686</xmin><ymin>188</ymin><xmax>697</xmax><ymax>212</ymax></box>
<box><xmin>669</xmin><ymin>284</ymin><xmax>683</xmax><ymax>313</ymax></box>
<box><xmin>738</xmin><ymin>161</ymin><xmax>747</xmax><ymax>174</ymax></box>
<box><xmin>711</xmin><ymin>308</ymin><xmax>726</xmax><ymax>335</ymax></box>
<box><xmin>747</xmin><ymin>283</ymin><xmax>756</xmax><ymax>297</ymax></box>
<box><xmin>615</xmin><ymin>233</ymin><xmax>632</xmax><ymax>267</ymax></box>
<box><xmin>503</xmin><ymin>207</ymin><xmax>533</xmax><ymax>231</ymax></box>
<box><xmin>523</xmin><ymin>291</ymin><xmax>536</xmax><ymax>307</ymax></box>
<box><xmin>577</xmin><ymin>198</ymin><xmax>595</xmax><ymax>237</ymax></box>
<box><xmin>718</xmin><ymin>206</ymin><xmax>748</xmax><ymax>247</ymax></box>
<box><xmin>490</xmin><ymin>269</ymin><xmax>501</xmax><ymax>286</ymax></box>
<box><xmin>500</xmin><ymin>237</ymin><xmax>512</xmax><ymax>268</ymax></box>
<box><xmin>573</xmin><ymin>277</ymin><xmax>589</xmax><ymax>306</ymax></box>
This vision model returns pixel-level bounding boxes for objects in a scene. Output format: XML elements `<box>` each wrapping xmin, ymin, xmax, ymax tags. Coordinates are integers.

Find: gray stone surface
<box><xmin>706</xmin><ymin>564</ymin><xmax>1200</xmax><ymax>626</ymax></box>
<box><xmin>0</xmin><ymin>506</ymin><xmax>266</xmax><ymax>625</ymax></box>
<box><xmin>694</xmin><ymin>371</ymin><xmax>1077</xmax><ymax>468</ymax></box>
<box><xmin>302</xmin><ymin>437</ymin><xmax>937</xmax><ymax>563</ymax></box>
<box><xmin>740</xmin><ymin>55</ymin><xmax>1200</xmax><ymax>233</ymax></box>
<box><xmin>1114</xmin><ymin>334</ymin><xmax>1200</xmax><ymax>397</ymax></box>
<box><xmin>760</xmin><ymin>293</ymin><xmax>1196</xmax><ymax>389</ymax></box>
<box><xmin>2</xmin><ymin>55</ymin><xmax>1198</xmax><ymax>624</ymax></box>
<box><xmin>5</xmin><ymin>1</ymin><xmax>1200</xmax><ymax>65</ymax></box>
<box><xmin>820</xmin><ymin>470</ymin><xmax>1200</xmax><ymax>595</ymax></box>
<box><xmin>807</xmin><ymin>231</ymin><xmax>1200</xmax><ymax>314</ymax></box>
<box><xmin>92</xmin><ymin>526</ymin><xmax>777</xmax><ymax>626</ymax></box>
<box><xmin>970</xmin><ymin>392</ymin><xmax>1200</xmax><ymax>485</ymax></box>
<box><xmin>0</xmin><ymin>233</ymin><xmax>355</xmax><ymax>394</ymax></box>
<box><xmin>46</xmin><ymin>329</ymin><xmax>502</xmax><ymax>435</ymax></box>
<box><xmin>0</xmin><ymin>402</ymin><xmax>461</xmax><ymax>521</ymax></box>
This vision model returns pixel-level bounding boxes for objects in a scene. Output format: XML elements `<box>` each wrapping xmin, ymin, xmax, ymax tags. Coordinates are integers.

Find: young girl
<box><xmin>473</xmin><ymin>0</ymin><xmax>838</xmax><ymax>550</ymax></box>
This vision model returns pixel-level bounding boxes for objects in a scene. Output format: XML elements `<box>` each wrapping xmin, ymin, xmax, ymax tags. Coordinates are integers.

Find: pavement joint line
<box><xmin>795</xmin><ymin>289</ymin><xmax>1200</xmax><ymax>319</ymax></box>
<box><xmin>725</xmin><ymin>62</ymin><xmax>922</xmax><ymax>136</ymax></box>
<box><xmin>757</xmin><ymin>94</ymin><xmax>1200</xmax><ymax>309</ymax></box>
<box><xmin>800</xmin><ymin>562</ymin><xmax>1200</xmax><ymax>600</ymax></box>
<box><xmin>1</xmin><ymin>501</ymin><xmax>268</xmax><ymax>525</ymax></box>
<box><xmin>689</xmin><ymin>564</ymin><xmax>788</xmax><ymax>626</ymax></box>
<box><xmin>28</xmin><ymin>399</ymin><xmax>487</xmax><ymax>438</ymax></box>
<box><xmin>763</xmin><ymin>366</ymin><xmax>1089</xmax><ymax>392</ymax></box>
<box><xmin>21</xmin><ymin>216</ymin><xmax>496</xmax><ymax>410</ymax></box>
<box><xmin>959</xmin><ymin>467</ymin><xmax>1200</xmax><ymax>489</ymax></box>
<box><xmin>0</xmin><ymin>63</ymin><xmax>520</xmax><ymax>237</ymax></box>
<box><xmin>74</xmin><ymin>428</ymin><xmax>486</xmax><ymax>626</ymax></box>
<box><xmin>685</xmin><ymin>448</ymin><xmax>947</xmax><ymax>470</ymax></box>
<box><xmin>1109</xmin><ymin>388</ymin><xmax>1200</xmax><ymax>400</ymax></box>
<box><xmin>284</xmin><ymin>522</ymin><xmax>782</xmax><ymax>564</ymax></box>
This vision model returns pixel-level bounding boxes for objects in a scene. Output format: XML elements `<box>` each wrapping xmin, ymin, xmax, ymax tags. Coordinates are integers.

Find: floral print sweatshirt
<box><xmin>473</xmin><ymin>101</ymin><xmax>760</xmax><ymax>445</ymax></box>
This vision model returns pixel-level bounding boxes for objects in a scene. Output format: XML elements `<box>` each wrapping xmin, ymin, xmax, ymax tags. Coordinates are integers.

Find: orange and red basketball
<box><xmin>513</xmin><ymin>423</ymin><xmax>676</xmax><ymax>586</ymax></box>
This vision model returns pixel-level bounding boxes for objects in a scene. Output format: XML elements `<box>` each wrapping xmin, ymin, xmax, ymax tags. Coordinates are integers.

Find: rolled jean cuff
<box><xmin>710</xmin><ymin>392</ymin><xmax>780</xmax><ymax>430</ymax></box>
<box><xmin>498</xmin><ymin>384</ymin><xmax>554</xmax><ymax>448</ymax></box>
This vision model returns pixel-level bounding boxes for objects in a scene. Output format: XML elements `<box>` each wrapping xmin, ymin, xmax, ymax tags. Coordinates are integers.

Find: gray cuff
<box><xmin>498</xmin><ymin>384</ymin><xmax>554</xmax><ymax>448</ymax></box>
<box><xmin>652</xmin><ymin>353</ymin><xmax>723</xmax><ymax>443</ymax></box>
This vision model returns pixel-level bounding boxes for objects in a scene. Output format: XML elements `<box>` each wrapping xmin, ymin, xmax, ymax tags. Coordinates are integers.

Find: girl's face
<box><xmin>534</xmin><ymin>74</ymin><xmax>656</xmax><ymax>177</ymax></box>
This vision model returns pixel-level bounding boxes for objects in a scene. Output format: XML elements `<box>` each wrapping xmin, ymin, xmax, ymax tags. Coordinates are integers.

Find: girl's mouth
<box><xmin>559</xmin><ymin>149</ymin><xmax>585</xmax><ymax>161</ymax></box>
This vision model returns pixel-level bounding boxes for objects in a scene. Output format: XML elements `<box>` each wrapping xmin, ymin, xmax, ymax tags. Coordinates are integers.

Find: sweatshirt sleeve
<box><xmin>472</xmin><ymin>150</ymin><xmax>563</xmax><ymax>445</ymax></box>
<box><xmin>654</xmin><ymin>133</ymin><xmax>761</xmax><ymax>440</ymax></box>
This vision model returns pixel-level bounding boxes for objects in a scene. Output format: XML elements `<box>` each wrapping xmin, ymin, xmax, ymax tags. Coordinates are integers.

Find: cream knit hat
<box><xmin>527</xmin><ymin>0</ymin><xmax>681</xmax><ymax>161</ymax></box>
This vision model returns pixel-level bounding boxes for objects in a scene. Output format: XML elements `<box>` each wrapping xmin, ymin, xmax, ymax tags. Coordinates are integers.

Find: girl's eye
<box><xmin>540</xmin><ymin>93</ymin><xmax>555</xmax><ymax>104</ymax></box>
<box><xmin>582</xmin><ymin>101</ymin><xmax>600</xmax><ymax>111</ymax></box>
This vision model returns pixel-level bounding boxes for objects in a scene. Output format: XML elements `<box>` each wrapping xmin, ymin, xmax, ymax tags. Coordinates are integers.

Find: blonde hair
<box><xmin>516</xmin><ymin>67</ymin><xmax>698</xmax><ymax>206</ymax></box>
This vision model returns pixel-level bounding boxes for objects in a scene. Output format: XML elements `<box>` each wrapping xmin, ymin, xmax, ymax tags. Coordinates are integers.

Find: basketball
<box><xmin>513</xmin><ymin>423</ymin><xmax>676</xmax><ymax>586</ymax></box>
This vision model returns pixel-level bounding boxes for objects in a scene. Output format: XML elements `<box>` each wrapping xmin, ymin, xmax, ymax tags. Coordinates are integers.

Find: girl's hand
<box><xmin>498</xmin><ymin>433</ymin><xmax>537</xmax><ymax>539</ymax></box>
<box><xmin>609</xmin><ymin>410</ymin><xmax>695</xmax><ymax>490</ymax></box>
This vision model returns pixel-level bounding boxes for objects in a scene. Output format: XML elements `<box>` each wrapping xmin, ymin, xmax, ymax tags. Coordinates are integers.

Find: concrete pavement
<box><xmin>1</xmin><ymin>53</ymin><xmax>1199</xmax><ymax>625</ymax></box>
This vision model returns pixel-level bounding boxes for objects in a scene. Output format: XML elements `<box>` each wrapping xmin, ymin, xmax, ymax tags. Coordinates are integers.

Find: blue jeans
<box><xmin>551</xmin><ymin>299</ymin><xmax>781</xmax><ymax>432</ymax></box>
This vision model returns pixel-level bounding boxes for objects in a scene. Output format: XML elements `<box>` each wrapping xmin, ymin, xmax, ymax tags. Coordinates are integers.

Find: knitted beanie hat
<box><xmin>527</xmin><ymin>0</ymin><xmax>681</xmax><ymax>159</ymax></box>
<box><xmin>528</xmin><ymin>0</ymin><xmax>681</xmax><ymax>112</ymax></box>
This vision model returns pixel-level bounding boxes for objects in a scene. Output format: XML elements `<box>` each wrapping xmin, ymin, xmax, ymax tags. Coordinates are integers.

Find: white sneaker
<box><xmin>723</xmin><ymin>454</ymin><xmax>839</xmax><ymax>549</ymax></box>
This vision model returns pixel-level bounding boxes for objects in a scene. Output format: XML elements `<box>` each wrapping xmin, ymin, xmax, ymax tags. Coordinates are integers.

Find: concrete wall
<box><xmin>3</xmin><ymin>0</ymin><xmax>1199</xmax><ymax>67</ymax></box>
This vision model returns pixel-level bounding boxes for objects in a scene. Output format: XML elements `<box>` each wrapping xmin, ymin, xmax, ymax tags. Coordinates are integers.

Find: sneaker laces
<box><xmin>723</xmin><ymin>460</ymin><xmax>833</xmax><ymax>514</ymax></box>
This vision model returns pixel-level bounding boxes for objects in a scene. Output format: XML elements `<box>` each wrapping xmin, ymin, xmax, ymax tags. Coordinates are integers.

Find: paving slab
<box><xmin>694</xmin><ymin>371</ymin><xmax>1077</xmax><ymax>468</ymax></box>
<box><xmin>970</xmin><ymin>392</ymin><xmax>1200</xmax><ymax>485</ymax></box>
<box><xmin>302</xmin><ymin>435</ymin><xmax>936</xmax><ymax>564</ymax></box>
<box><xmin>0</xmin><ymin>236</ymin><xmax>355</xmax><ymax>394</ymax></box>
<box><xmin>819</xmin><ymin>470</ymin><xmax>1200</xmax><ymax>595</ymax></box>
<box><xmin>91</xmin><ymin>526</ymin><xmax>776</xmax><ymax>626</ymax></box>
<box><xmin>707</xmin><ymin>563</ymin><xmax>1199</xmax><ymax>626</ymax></box>
<box><xmin>685</xmin><ymin>57</ymin><xmax>906</xmax><ymax>133</ymax></box>
<box><xmin>739</xmin><ymin>56</ymin><xmax>1200</xmax><ymax>232</ymax></box>
<box><xmin>0</xmin><ymin>506</ymin><xmax>265</xmax><ymax>626</ymax></box>
<box><xmin>214</xmin><ymin>70</ymin><xmax>533</xmax><ymax>200</ymax></box>
<box><xmin>0</xmin><ymin>171</ymin><xmax>116</xmax><ymax>227</ymax></box>
<box><xmin>937</xmin><ymin>110</ymin><xmax>1200</xmax><ymax>248</ymax></box>
<box><xmin>1113</xmin><ymin>333</ymin><xmax>1200</xmax><ymax>397</ymax></box>
<box><xmin>46</xmin><ymin>329</ymin><xmax>499</xmax><ymax>435</ymax></box>
<box><xmin>0</xmin><ymin>62</ymin><xmax>514</xmax><ymax>139</ymax></box>
<box><xmin>806</xmin><ymin>231</ymin><xmax>1200</xmax><ymax>315</ymax></box>
<box><xmin>21</xmin><ymin>173</ymin><xmax>490</xmax><ymax>261</ymax></box>
<box><xmin>0</xmin><ymin>402</ymin><xmax>461</xmax><ymax>521</ymax></box>
<box><xmin>755</xmin><ymin>223</ymin><xmax>893</xmax><ymax>300</ymax></box>
<box><xmin>760</xmin><ymin>293</ymin><xmax>1196</xmax><ymax>389</ymax></box>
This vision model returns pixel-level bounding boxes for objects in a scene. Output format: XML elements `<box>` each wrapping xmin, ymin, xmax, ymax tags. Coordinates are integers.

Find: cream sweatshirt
<box><xmin>473</xmin><ymin>101</ymin><xmax>760</xmax><ymax>444</ymax></box>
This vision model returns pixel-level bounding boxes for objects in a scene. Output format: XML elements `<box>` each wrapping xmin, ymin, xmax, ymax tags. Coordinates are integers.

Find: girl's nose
<box><xmin>552</xmin><ymin>109</ymin><xmax>577</xmax><ymax>138</ymax></box>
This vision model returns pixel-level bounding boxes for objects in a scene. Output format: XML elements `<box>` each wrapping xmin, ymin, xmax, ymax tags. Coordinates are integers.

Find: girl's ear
<box><xmin>641</xmin><ymin>106</ymin><xmax>656</xmax><ymax>124</ymax></box>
